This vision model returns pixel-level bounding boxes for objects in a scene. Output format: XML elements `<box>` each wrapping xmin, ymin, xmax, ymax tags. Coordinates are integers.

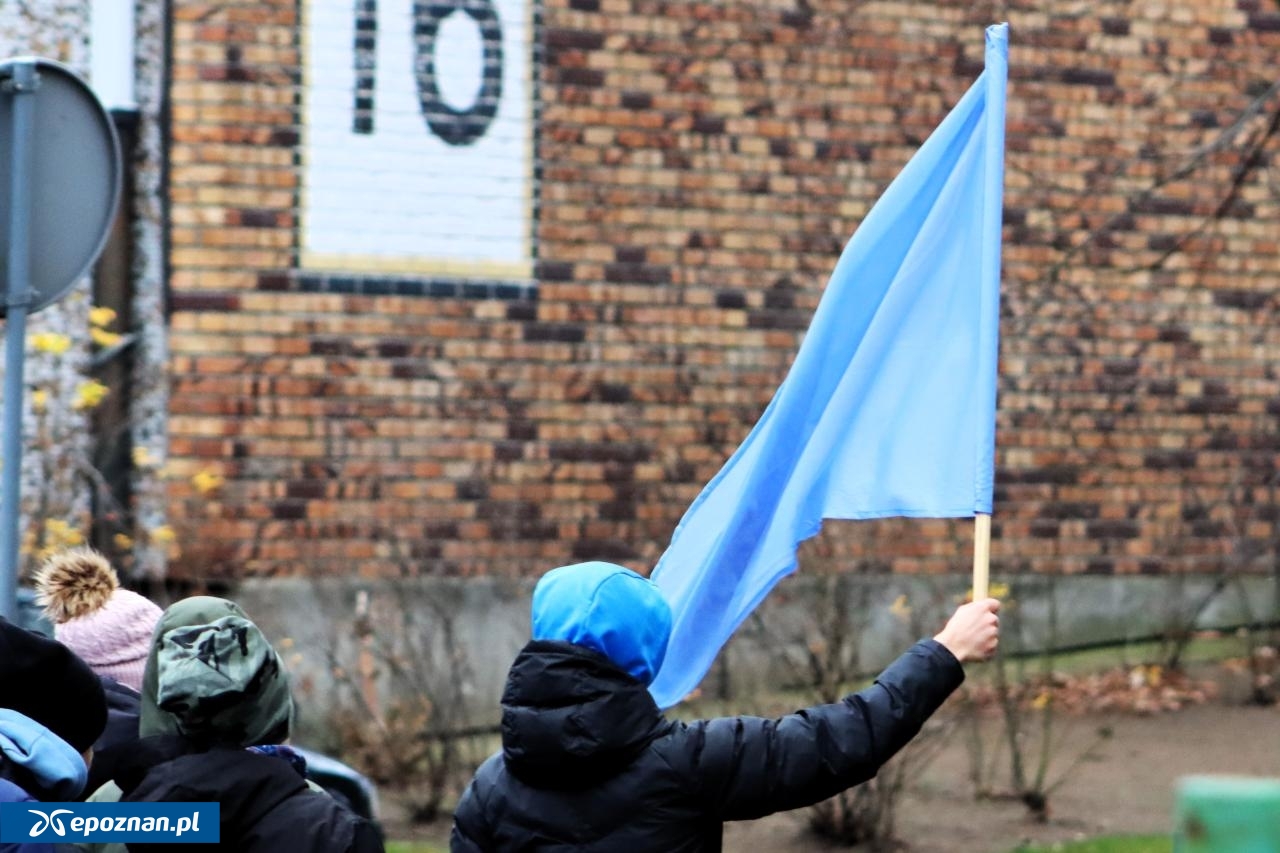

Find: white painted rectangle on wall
<box><xmin>301</xmin><ymin>0</ymin><xmax>533</xmax><ymax>279</ymax></box>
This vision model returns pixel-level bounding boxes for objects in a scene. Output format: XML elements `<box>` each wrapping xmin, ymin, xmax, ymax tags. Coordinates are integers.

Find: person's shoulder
<box><xmin>456</xmin><ymin>751</ymin><xmax>506</xmax><ymax>813</ymax></box>
<box><xmin>274</xmin><ymin>779</ymin><xmax>379</xmax><ymax>848</ymax></box>
<box><xmin>471</xmin><ymin>751</ymin><xmax>505</xmax><ymax>781</ymax></box>
<box><xmin>85</xmin><ymin>780</ymin><xmax>123</xmax><ymax>803</ymax></box>
<box><xmin>651</xmin><ymin>715</ymin><xmax>724</xmax><ymax>745</ymax></box>
<box><xmin>99</xmin><ymin>676</ymin><xmax>141</xmax><ymax>706</ymax></box>
<box><xmin>623</xmin><ymin>717</ymin><xmax>709</xmax><ymax>778</ymax></box>
<box><xmin>206</xmin><ymin>786</ymin><xmax>371</xmax><ymax>853</ymax></box>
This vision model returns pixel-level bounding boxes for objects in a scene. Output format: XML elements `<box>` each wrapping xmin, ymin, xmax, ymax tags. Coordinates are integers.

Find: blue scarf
<box><xmin>246</xmin><ymin>744</ymin><xmax>308</xmax><ymax>778</ymax></box>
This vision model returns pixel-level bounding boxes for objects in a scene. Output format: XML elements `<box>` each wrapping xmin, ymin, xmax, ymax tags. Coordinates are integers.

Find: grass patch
<box><xmin>386</xmin><ymin>843</ymin><xmax>448</xmax><ymax>853</ymax></box>
<box><xmin>1007</xmin><ymin>834</ymin><xmax>1172</xmax><ymax>853</ymax></box>
<box><xmin>1023</xmin><ymin>635</ymin><xmax>1250</xmax><ymax>677</ymax></box>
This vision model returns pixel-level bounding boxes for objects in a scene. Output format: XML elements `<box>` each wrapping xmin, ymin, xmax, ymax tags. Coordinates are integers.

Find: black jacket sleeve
<box><xmin>351</xmin><ymin>819</ymin><xmax>386</xmax><ymax>853</ymax></box>
<box><xmin>450</xmin><ymin>778</ymin><xmax>492</xmax><ymax>852</ymax></box>
<box><xmin>675</xmin><ymin>639</ymin><xmax>964</xmax><ymax>821</ymax></box>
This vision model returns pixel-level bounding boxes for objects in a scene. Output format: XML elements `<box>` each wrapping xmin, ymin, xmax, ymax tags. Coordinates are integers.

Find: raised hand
<box><xmin>933</xmin><ymin>598</ymin><xmax>1000</xmax><ymax>663</ymax></box>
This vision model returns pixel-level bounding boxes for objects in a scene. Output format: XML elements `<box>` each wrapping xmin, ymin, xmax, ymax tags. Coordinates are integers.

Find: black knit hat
<box><xmin>0</xmin><ymin>617</ymin><xmax>107</xmax><ymax>752</ymax></box>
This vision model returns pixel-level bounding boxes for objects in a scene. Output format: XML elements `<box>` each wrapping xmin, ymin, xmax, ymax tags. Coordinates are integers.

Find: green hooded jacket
<box><xmin>137</xmin><ymin>596</ymin><xmax>293</xmax><ymax>747</ymax></box>
<box><xmin>79</xmin><ymin>596</ymin><xmax>305</xmax><ymax>852</ymax></box>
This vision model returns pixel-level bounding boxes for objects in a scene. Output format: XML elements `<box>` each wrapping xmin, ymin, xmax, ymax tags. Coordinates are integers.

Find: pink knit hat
<box><xmin>34</xmin><ymin>548</ymin><xmax>162</xmax><ymax>692</ymax></box>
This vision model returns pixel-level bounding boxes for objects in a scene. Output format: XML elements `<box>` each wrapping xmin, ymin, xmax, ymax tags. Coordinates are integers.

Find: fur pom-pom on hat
<box><xmin>34</xmin><ymin>547</ymin><xmax>162</xmax><ymax>693</ymax></box>
<box><xmin>35</xmin><ymin>547</ymin><xmax>120</xmax><ymax>624</ymax></box>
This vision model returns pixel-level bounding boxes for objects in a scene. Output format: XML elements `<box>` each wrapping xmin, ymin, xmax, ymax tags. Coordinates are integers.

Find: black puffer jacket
<box><xmin>116</xmin><ymin>737</ymin><xmax>383</xmax><ymax>853</ymax></box>
<box><xmin>84</xmin><ymin>677</ymin><xmax>142</xmax><ymax>800</ymax></box>
<box><xmin>451</xmin><ymin>637</ymin><xmax>964</xmax><ymax>852</ymax></box>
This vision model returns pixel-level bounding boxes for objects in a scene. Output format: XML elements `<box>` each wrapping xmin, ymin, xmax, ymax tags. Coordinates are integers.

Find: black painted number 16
<box><xmin>352</xmin><ymin>0</ymin><xmax>504</xmax><ymax>146</ymax></box>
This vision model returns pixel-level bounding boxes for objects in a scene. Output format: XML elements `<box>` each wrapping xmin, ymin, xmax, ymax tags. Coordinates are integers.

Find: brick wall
<box><xmin>164</xmin><ymin>0</ymin><xmax>1280</xmax><ymax>580</ymax></box>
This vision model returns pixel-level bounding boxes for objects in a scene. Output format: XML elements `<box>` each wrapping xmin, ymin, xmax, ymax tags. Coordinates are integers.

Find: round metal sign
<box><xmin>0</xmin><ymin>56</ymin><xmax>122</xmax><ymax>316</ymax></box>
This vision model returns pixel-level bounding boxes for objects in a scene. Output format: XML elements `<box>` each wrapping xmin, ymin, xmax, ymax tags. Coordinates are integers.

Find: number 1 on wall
<box><xmin>351</xmin><ymin>0</ymin><xmax>504</xmax><ymax>146</ymax></box>
<box><xmin>353</xmin><ymin>0</ymin><xmax>377</xmax><ymax>133</ymax></box>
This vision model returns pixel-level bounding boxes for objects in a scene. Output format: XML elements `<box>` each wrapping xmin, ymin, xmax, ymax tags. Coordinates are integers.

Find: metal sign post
<box><xmin>0</xmin><ymin>59</ymin><xmax>36</xmax><ymax>623</ymax></box>
<box><xmin>0</xmin><ymin>57</ymin><xmax>122</xmax><ymax>622</ymax></box>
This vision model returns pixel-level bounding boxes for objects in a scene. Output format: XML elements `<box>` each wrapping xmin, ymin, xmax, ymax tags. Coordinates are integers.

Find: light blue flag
<box><xmin>648</xmin><ymin>24</ymin><xmax>1009</xmax><ymax>709</ymax></box>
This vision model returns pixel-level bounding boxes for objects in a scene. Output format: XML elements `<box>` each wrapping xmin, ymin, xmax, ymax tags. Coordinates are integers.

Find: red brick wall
<box><xmin>164</xmin><ymin>0</ymin><xmax>1280</xmax><ymax>580</ymax></box>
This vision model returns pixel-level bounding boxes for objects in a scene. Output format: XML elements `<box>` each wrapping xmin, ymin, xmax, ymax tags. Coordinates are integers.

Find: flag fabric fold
<box><xmin>648</xmin><ymin>24</ymin><xmax>1009</xmax><ymax>709</ymax></box>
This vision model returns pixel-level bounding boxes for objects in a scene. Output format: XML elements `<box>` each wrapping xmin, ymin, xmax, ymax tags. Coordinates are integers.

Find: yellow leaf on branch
<box><xmin>90</xmin><ymin>327</ymin><xmax>123</xmax><ymax>348</ymax></box>
<box><xmin>148</xmin><ymin>524</ymin><xmax>181</xmax><ymax>559</ymax></box>
<box><xmin>961</xmin><ymin>581</ymin><xmax>1012</xmax><ymax>603</ymax></box>
<box><xmin>39</xmin><ymin>519</ymin><xmax>85</xmax><ymax>558</ymax></box>
<box><xmin>30</xmin><ymin>332</ymin><xmax>72</xmax><ymax>355</ymax></box>
<box><xmin>89</xmin><ymin>306</ymin><xmax>118</xmax><ymax>327</ymax></box>
<box><xmin>73</xmin><ymin>380</ymin><xmax>110</xmax><ymax>410</ymax></box>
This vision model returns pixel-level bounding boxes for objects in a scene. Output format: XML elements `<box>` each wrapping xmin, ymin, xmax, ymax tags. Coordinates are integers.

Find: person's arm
<box><xmin>350</xmin><ymin>819</ymin><xmax>386</xmax><ymax>853</ymax></box>
<box><xmin>64</xmin><ymin>782</ymin><xmax>125</xmax><ymax>853</ymax></box>
<box><xmin>0</xmin><ymin>841</ymin><xmax>55</xmax><ymax>853</ymax></box>
<box><xmin>450</xmin><ymin>778</ymin><xmax>493</xmax><ymax>852</ymax></box>
<box><xmin>0</xmin><ymin>816</ymin><xmax>56</xmax><ymax>853</ymax></box>
<box><xmin>684</xmin><ymin>598</ymin><xmax>999</xmax><ymax>821</ymax></box>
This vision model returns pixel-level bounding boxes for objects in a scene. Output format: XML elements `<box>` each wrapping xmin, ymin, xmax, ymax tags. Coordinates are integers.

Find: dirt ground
<box><xmin>387</xmin><ymin>668</ymin><xmax>1280</xmax><ymax>852</ymax></box>
<box><xmin>724</xmin><ymin>700</ymin><xmax>1280</xmax><ymax>852</ymax></box>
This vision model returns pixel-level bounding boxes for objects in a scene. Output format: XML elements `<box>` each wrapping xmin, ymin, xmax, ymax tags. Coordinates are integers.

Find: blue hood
<box><xmin>531</xmin><ymin>562</ymin><xmax>672</xmax><ymax>685</ymax></box>
<box><xmin>0</xmin><ymin>709</ymin><xmax>87</xmax><ymax>800</ymax></box>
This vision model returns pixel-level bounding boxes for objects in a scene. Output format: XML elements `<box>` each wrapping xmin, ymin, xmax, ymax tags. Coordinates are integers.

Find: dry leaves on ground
<box><xmin>963</xmin><ymin>665</ymin><xmax>1218</xmax><ymax>716</ymax></box>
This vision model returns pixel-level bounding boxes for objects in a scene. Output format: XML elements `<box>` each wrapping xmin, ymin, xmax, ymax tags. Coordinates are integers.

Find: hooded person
<box><xmin>0</xmin><ymin>617</ymin><xmax>108</xmax><ymax>853</ymax></box>
<box><xmin>34</xmin><ymin>548</ymin><xmax>164</xmax><ymax>798</ymax></box>
<box><xmin>80</xmin><ymin>597</ymin><xmax>382</xmax><ymax>853</ymax></box>
<box><xmin>451</xmin><ymin>561</ymin><xmax>1000</xmax><ymax>852</ymax></box>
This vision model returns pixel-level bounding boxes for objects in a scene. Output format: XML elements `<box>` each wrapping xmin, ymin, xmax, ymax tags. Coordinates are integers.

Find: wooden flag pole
<box><xmin>972</xmin><ymin>513</ymin><xmax>991</xmax><ymax>600</ymax></box>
